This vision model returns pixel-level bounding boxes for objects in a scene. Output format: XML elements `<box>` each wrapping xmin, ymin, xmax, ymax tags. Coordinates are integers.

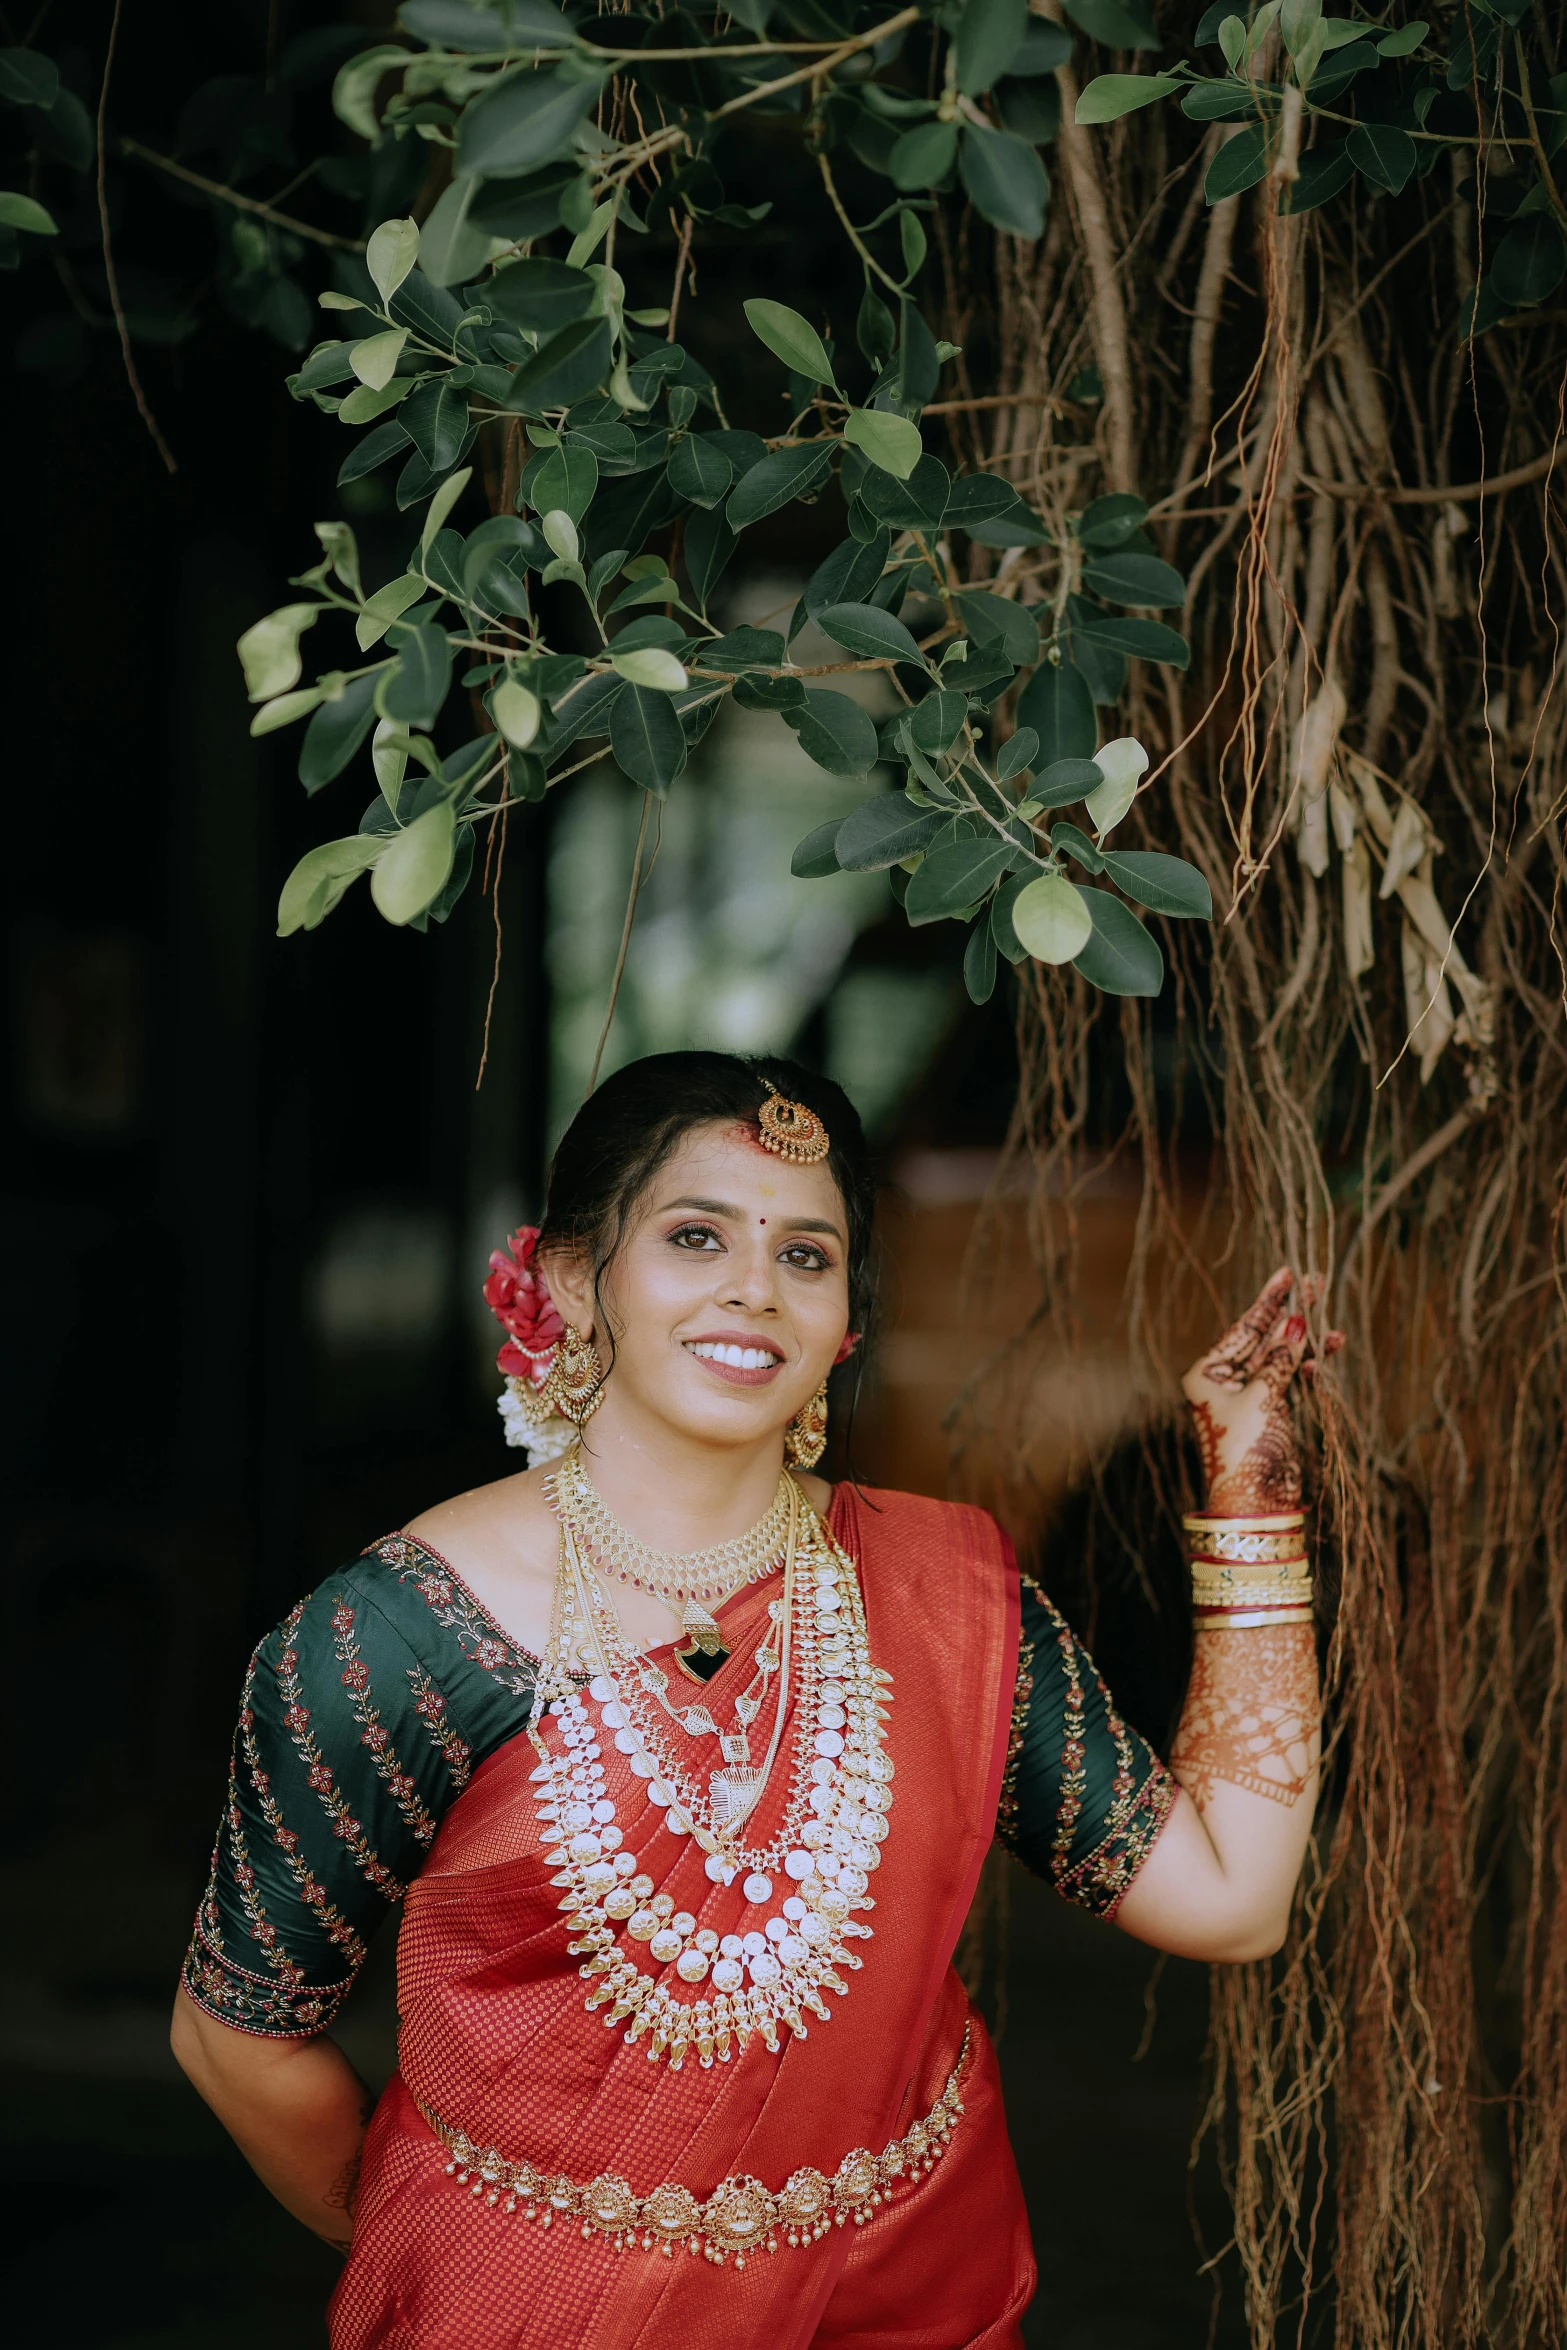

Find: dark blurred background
<box><xmin>2</xmin><ymin>4</ymin><xmax>1238</xmax><ymax>2343</ymax></box>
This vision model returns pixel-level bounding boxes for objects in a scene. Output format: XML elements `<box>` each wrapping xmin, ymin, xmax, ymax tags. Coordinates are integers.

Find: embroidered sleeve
<box><xmin>996</xmin><ymin>1578</ymin><xmax>1176</xmax><ymax>1919</ymax></box>
<box><xmin>182</xmin><ymin>1568</ymin><xmax>478</xmax><ymax>2040</ymax></box>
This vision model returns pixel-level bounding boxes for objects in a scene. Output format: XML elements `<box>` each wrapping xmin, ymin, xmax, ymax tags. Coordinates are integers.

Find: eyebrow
<box><xmin>663</xmin><ymin>1194</ymin><xmax>845</xmax><ymax>1242</ymax></box>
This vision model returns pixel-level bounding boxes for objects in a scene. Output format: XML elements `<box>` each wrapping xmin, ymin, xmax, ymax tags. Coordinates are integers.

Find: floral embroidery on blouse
<box><xmin>997</xmin><ymin>1578</ymin><xmax>1175</xmax><ymax>1920</ymax></box>
<box><xmin>369</xmin><ymin>1532</ymin><xmax>537</xmax><ymax>1697</ymax></box>
<box><xmin>274</xmin><ymin>1604</ymin><xmax>405</xmax><ymax>1903</ymax></box>
<box><xmin>408</xmin><ymin>1662</ymin><xmax>473</xmax><ymax>1791</ymax></box>
<box><xmin>332</xmin><ymin>1602</ymin><xmax>439</xmax><ymax>1847</ymax></box>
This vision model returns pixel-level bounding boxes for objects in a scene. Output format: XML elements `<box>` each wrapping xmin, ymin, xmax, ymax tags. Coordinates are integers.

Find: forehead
<box><xmin>638</xmin><ymin>1119</ymin><xmax>847</xmax><ymax>1227</ymax></box>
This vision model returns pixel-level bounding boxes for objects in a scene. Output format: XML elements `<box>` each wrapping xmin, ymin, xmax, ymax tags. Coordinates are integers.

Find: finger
<box><xmin>1301</xmin><ymin>1329</ymin><xmax>1345</xmax><ymax>1384</ymax></box>
<box><xmin>1254</xmin><ymin>1309</ymin><xmax>1310</xmax><ymax>1400</ymax></box>
<box><xmin>1202</xmin><ymin>1266</ymin><xmax>1295</xmax><ymax>1377</ymax></box>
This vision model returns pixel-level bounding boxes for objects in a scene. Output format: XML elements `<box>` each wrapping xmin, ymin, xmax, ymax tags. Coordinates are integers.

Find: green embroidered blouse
<box><xmin>183</xmin><ymin>1535</ymin><xmax>1175</xmax><ymax>2039</ymax></box>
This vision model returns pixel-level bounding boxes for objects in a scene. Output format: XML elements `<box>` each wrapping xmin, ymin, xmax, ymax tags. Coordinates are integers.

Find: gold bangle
<box><xmin>1191</xmin><ymin>1578</ymin><xmax>1313</xmax><ymax>1610</ymax></box>
<box><xmin>1194</xmin><ymin>1604</ymin><xmax>1314</xmax><ymax>1629</ymax></box>
<box><xmin>1183</xmin><ymin>1520</ymin><xmax>1307</xmax><ymax>1566</ymax></box>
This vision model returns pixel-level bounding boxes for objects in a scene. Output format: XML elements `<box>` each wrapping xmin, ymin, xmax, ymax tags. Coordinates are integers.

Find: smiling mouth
<box><xmin>684</xmin><ymin>1340</ymin><xmax>783</xmax><ymax>1371</ymax></box>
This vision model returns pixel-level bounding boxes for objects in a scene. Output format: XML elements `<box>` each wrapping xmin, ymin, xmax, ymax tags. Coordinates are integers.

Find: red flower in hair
<box><xmin>484</xmin><ymin>1225</ymin><xmax>564</xmax><ymax>1387</ymax></box>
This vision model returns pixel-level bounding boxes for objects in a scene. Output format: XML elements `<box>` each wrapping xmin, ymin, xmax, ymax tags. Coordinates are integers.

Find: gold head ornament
<box><xmin>757</xmin><ymin>1089</ymin><xmax>830</xmax><ymax>1165</ymax></box>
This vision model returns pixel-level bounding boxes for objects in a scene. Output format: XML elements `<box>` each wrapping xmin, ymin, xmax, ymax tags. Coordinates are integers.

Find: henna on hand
<box><xmin>1182</xmin><ymin>1267</ymin><xmax>1344</xmax><ymax>1515</ymax></box>
<box><xmin>1169</xmin><ymin>1624</ymin><xmax>1320</xmax><ymax>1813</ymax></box>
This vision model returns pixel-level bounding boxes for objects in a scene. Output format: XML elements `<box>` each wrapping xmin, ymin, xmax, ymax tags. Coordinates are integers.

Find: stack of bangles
<box><xmin>1182</xmin><ymin>1513</ymin><xmax>1313</xmax><ymax>1629</ymax></box>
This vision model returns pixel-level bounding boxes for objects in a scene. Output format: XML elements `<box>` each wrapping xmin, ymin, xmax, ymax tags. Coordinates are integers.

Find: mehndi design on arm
<box><xmin>1169</xmin><ymin>1625</ymin><xmax>1319</xmax><ymax>1813</ymax></box>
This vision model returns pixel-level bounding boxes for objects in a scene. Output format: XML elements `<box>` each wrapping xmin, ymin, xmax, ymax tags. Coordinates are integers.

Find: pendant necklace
<box><xmin>529</xmin><ymin>1473</ymin><xmax>895</xmax><ymax>2069</ymax></box>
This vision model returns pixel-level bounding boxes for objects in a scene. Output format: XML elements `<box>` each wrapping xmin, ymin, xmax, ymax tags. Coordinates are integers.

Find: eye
<box><xmin>669</xmin><ymin>1221</ymin><xmax>723</xmax><ymax>1252</ymax></box>
<box><xmin>780</xmin><ymin>1240</ymin><xmax>831</xmax><ymax>1272</ymax></box>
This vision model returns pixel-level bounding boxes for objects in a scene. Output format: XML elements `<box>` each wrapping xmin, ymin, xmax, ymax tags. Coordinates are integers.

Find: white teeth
<box><xmin>686</xmin><ymin>1341</ymin><xmax>777</xmax><ymax>1370</ymax></box>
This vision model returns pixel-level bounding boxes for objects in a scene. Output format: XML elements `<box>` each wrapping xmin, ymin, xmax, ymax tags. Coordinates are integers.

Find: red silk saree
<box><xmin>330</xmin><ymin>1485</ymin><xmax>1033</xmax><ymax>2350</ymax></box>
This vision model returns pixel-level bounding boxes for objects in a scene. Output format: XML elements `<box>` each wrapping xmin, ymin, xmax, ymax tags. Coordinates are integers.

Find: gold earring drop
<box><xmin>784</xmin><ymin>1382</ymin><xmax>829</xmax><ymax>1470</ymax></box>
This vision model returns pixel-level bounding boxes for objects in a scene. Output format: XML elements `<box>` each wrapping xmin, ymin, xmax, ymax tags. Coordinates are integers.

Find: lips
<box><xmin>683</xmin><ymin>1334</ymin><xmax>786</xmax><ymax>1387</ymax></box>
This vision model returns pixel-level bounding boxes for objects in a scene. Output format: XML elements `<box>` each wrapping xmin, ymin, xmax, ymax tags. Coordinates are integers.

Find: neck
<box><xmin>570</xmin><ymin>1391</ymin><xmax>789</xmax><ymax>1552</ymax></box>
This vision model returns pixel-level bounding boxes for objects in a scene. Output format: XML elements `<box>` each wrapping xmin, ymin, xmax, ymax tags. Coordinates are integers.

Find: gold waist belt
<box><xmin>416</xmin><ymin>2025</ymin><xmax>969</xmax><ymax>2270</ymax></box>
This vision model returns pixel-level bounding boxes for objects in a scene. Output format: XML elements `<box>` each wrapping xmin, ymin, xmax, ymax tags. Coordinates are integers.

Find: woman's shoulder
<box><xmin>832</xmin><ymin>1482</ymin><xmax>1012</xmax><ymax>1559</ymax></box>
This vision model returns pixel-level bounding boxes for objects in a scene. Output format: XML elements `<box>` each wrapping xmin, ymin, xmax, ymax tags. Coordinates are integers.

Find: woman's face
<box><xmin>544</xmin><ymin>1119</ymin><xmax>853</xmax><ymax>1457</ymax></box>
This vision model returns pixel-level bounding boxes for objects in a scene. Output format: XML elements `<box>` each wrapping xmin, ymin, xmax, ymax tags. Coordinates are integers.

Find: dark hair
<box><xmin>538</xmin><ymin>1051</ymin><xmax>878</xmax><ymax>1406</ymax></box>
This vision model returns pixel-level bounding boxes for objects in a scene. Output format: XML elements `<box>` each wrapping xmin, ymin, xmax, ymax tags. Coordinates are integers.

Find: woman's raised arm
<box><xmin>1113</xmin><ymin>1268</ymin><xmax>1340</xmax><ymax>1962</ymax></box>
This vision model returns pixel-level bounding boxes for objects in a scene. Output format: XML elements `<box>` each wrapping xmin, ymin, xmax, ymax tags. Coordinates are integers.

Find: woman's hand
<box><xmin>1180</xmin><ymin>1266</ymin><xmax>1343</xmax><ymax>1514</ymax></box>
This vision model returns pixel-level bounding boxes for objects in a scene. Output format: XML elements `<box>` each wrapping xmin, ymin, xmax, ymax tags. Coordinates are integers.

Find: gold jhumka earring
<box><xmin>784</xmin><ymin>1381</ymin><xmax>829</xmax><ymax>1470</ymax></box>
<box><xmin>535</xmin><ymin>1322</ymin><xmax>605</xmax><ymax>1429</ymax></box>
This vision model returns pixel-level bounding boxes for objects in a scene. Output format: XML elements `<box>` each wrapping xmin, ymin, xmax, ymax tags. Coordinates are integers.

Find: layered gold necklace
<box><xmin>528</xmin><ymin>1454</ymin><xmax>894</xmax><ymax>2069</ymax></box>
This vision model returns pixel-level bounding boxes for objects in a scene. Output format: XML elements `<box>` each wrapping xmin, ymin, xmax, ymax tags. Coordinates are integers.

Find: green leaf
<box><xmin>455</xmin><ymin>66</ymin><xmax>605</xmax><ymax>180</ymax></box>
<box><xmin>1012</xmin><ymin>872</ymin><xmax>1093</xmax><ymax>962</ymax></box>
<box><xmin>1061</xmin><ymin>0</ymin><xmax>1161</xmax><ymax>49</ymax></box>
<box><xmin>1071</xmin><ymin>886</ymin><xmax>1164</xmax><ymax>995</ymax></box>
<box><xmin>612</xmin><ymin>646</ymin><xmax>689</xmax><ymax>691</ymax></box>
<box><xmin>1076</xmin><ymin>492</ymin><xmax>1148</xmax><ymax>548</ymax></box>
<box><xmin>1067</xmin><ymin>603</ymin><xmax>1190</xmax><ymax>669</ymax></box>
<box><xmin>521</xmin><ymin>440</ymin><xmax>599</xmax><ymax>522</ymax></box>
<box><xmin>835</xmin><ymin>794</ymin><xmax>946</xmax><ymax>869</ymax></box>
<box><xmin>899</xmin><ymin>208</ymin><xmax>928</xmax><ymax>279</ymax></box>
<box><xmin>1083</xmin><ymin>735</ymin><xmax>1148</xmax><ymax>836</ymax></box>
<box><xmin>806</xmin><ymin>532</ymin><xmax>891</xmax><ymax>617</ymax></box>
<box><xmin>1010</xmin><ymin>19</ymin><xmax>1073</xmax><ymax>71</ymax></box>
<box><xmin>1074</xmin><ymin>74</ymin><xmax>1184</xmax><ymax>124</ymax></box>
<box><xmin>1376</xmin><ymin>20</ymin><xmax>1427</xmax><ymax>57</ymax></box>
<box><xmin>960</xmin><ymin>126</ymin><xmax>1049</xmax><ymax>241</ymax></box>
<box><xmin>548</xmin><ymin>668</ymin><xmax>622</xmax><ymax>750</ymax></box>
<box><xmin>1347</xmin><ymin>122</ymin><xmax>1417</xmax><ymax>196</ymax></box>
<box><xmin>332</xmin><ymin>44</ymin><xmax>406</xmax><ymax>143</ymax></box>
<box><xmin>788</xmin><ymin>689</ymin><xmax>881</xmax><ymax>776</ymax></box>
<box><xmin>610</xmin><ymin>683</ymin><xmax>687</xmax><ymax>794</ymax></box>
<box><xmin>487</xmin><ymin>256</ymin><xmax>597</xmax><ymax>335</ymax></box>
<box><xmin>250</xmin><ymin>683</ymin><xmax>333</xmax><ymax>738</ymax></box>
<box><xmin>1205</xmin><ymin>123</ymin><xmax>1271</xmax><ymax>204</ymax></box>
<box><xmin>371</xmin><ymin>800</ymin><xmax>456</xmax><ymax>926</ymax></box>
<box><xmin>1019</xmin><ymin>755</ymin><xmax>1103</xmax><ymax>812</ymax></box>
<box><xmin>905</xmin><ymin>837</ymin><xmax>1016</xmax><ymax>924</ymax></box>
<box><xmin>338</xmin><ymin>419</ymin><xmax>411</xmax><ymax>486</ymax></box>
<box><xmin>861</xmin><ymin>453</ymin><xmax>949</xmax><ymax>530</ymax></box>
<box><xmin>400</xmin><ymin>1</ymin><xmax>573</xmax><ymax>47</ymax></box>
<box><xmin>815</xmin><ymin>602</ymin><xmax>925</xmax><ymax>666</ymax></box>
<box><xmin>277</xmin><ymin>834</ymin><xmax>384</xmax><ymax>935</ymax></box>
<box><xmin>955</xmin><ymin>590</ymin><xmax>1039</xmax><ymax>667</ymax></box>
<box><xmin>379</xmin><ymin>623</ymin><xmax>453</xmax><ymax>728</ymax></box>
<box><xmin>403</xmin><ymin>380</ymin><xmax>472</xmax><ymax>470</ymax></box>
<box><xmin>1080</xmin><ymin>549</ymin><xmax>1186</xmax><ymax>607</ymax></box>
<box><xmin>357</xmin><ymin>572</ymin><xmax>425</xmax><ymax>649</ymax></box>
<box><xmin>695</xmin><ymin>627</ymin><xmax>788</xmax><ymax>671</ymax></box>
<box><xmin>792</xmin><ymin>818</ymin><xmax>848</xmax><ymax>877</ymax></box>
<box><xmin>1050</xmin><ymin>819</ymin><xmax>1105</xmax><ymax>873</ymax></box>
<box><xmin>0</xmin><ymin>190</ymin><xmax>57</xmax><ymax>236</ymax></box>
<box><xmin>299</xmin><ymin>672</ymin><xmax>381</xmax><ymax>792</ymax></box>
<box><xmin>744</xmin><ymin>299</ymin><xmax>838</xmax><ymax>388</ymax></box>
<box><xmin>504</xmin><ymin>316</ymin><xmax>614</xmax><ymax>412</ymax></box>
<box><xmin>997</xmin><ymin>728</ymin><xmax>1038</xmax><ymax>782</ymax></box>
<box><xmin>733</xmin><ymin>672</ymin><xmax>808</xmax><ymax>714</ymax></box>
<box><xmin>957</xmin><ymin>0</ymin><xmax>1030</xmax><ymax>96</ymax></box>
<box><xmin>421</xmin><ymin>465</ymin><xmax>473</xmax><ymax>550</ymax></box>
<box><xmin>1281</xmin><ymin>140</ymin><xmax>1354</xmax><ymax>214</ymax></box>
<box><xmin>667</xmin><ymin>433</ymin><xmax>734</xmax><ymax>508</ymax></box>
<box><xmin>964</xmin><ymin>916</ymin><xmax>999</xmax><ymax>1003</ymax></box>
<box><xmin>727</xmin><ymin>442</ymin><xmax>833</xmax><ymax>529</ymax></box>
<box><xmin>237</xmin><ymin>603</ymin><xmax>318</xmax><ymax>701</ymax></box>
<box><xmin>857</xmin><ymin>283</ymin><xmax>898</xmax><ymax>369</ymax></box>
<box><xmin>492</xmin><ymin>679</ymin><xmax>542</xmax><ymax>749</ymax></box>
<box><xmin>991</xmin><ymin>874</ymin><xmax>1031</xmax><ymax>963</ymax></box>
<box><xmin>0</xmin><ymin>48</ymin><xmax>59</xmax><ymax>108</ymax></box>
<box><xmin>685</xmin><ymin>507</ymin><xmax>738</xmax><ymax>609</ymax></box>
<box><xmin>1016</xmin><ymin>660</ymin><xmax>1096</xmax><ymax>763</ymax></box>
<box><xmin>418</xmin><ymin>176</ymin><xmax>492</xmax><ymax>288</ymax></box>
<box><xmin>1099</xmin><ymin>848</ymin><xmax>1213</xmax><ymax>918</ymax></box>
<box><xmin>943</xmin><ymin>475</ymin><xmax>1023</xmax><ymax>528</ymax></box>
<box><xmin>890</xmin><ymin>121</ymin><xmax>959</xmax><ymax>192</ymax></box>
<box><xmin>1492</xmin><ymin>216</ymin><xmax>1567</xmax><ymax>311</ymax></box>
<box><xmin>338</xmin><ymin>377</ymin><xmax>414</xmax><ymax>427</ymax></box>
<box><xmin>348</xmin><ymin>327</ymin><xmax>407</xmax><ymax>391</ymax></box>
<box><xmin>907</xmin><ymin>690</ymin><xmax>969</xmax><ymax>753</ymax></box>
<box><xmin>366</xmin><ymin>217</ymin><xmax>419</xmax><ymax>307</ymax></box>
<box><xmin>843</xmin><ymin>407</ymin><xmax>924</xmax><ymax>482</ymax></box>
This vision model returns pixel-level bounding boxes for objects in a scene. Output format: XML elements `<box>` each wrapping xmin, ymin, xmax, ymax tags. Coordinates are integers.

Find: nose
<box><xmin>716</xmin><ymin>1230</ymin><xmax>781</xmax><ymax>1316</ymax></box>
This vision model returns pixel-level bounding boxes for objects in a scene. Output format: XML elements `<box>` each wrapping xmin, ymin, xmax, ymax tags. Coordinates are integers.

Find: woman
<box><xmin>172</xmin><ymin>1051</ymin><xmax>1335</xmax><ymax>2349</ymax></box>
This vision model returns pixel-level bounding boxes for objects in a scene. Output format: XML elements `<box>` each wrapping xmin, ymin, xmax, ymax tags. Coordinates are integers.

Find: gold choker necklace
<box><xmin>549</xmin><ymin>1449</ymin><xmax>794</xmax><ymax>1605</ymax></box>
